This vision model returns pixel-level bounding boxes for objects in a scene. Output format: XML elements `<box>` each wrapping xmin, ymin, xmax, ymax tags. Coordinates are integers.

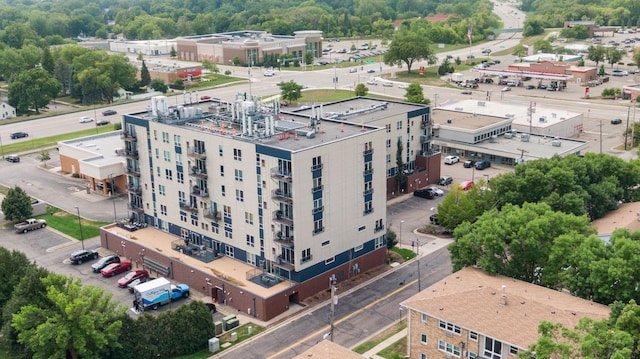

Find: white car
<box><xmin>79</xmin><ymin>116</ymin><xmax>94</xmax><ymax>123</ymax></box>
<box><xmin>426</xmin><ymin>186</ymin><xmax>444</xmax><ymax>196</ymax></box>
<box><xmin>444</xmin><ymin>155</ymin><xmax>460</xmax><ymax>165</ymax></box>
<box><xmin>398</xmin><ymin>83</ymin><xmax>409</xmax><ymax>89</ymax></box>
<box><xmin>366</xmin><ymin>79</ymin><xmax>378</xmax><ymax>85</ymax></box>
<box><xmin>501</xmin><ymin>87</ymin><xmax>511</xmax><ymax>92</ymax></box>
<box><xmin>264</xmin><ymin>71</ymin><xmax>275</xmax><ymax>77</ymax></box>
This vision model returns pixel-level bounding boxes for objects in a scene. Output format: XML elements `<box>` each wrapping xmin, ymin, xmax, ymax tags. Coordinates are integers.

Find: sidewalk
<box><xmin>360</xmin><ymin>328</ymin><xmax>408</xmax><ymax>359</ymax></box>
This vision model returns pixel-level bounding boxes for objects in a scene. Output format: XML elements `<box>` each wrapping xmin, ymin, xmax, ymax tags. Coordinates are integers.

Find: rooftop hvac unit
<box><xmin>521</xmin><ymin>134</ymin><xmax>530</xmax><ymax>142</ymax></box>
<box><xmin>505</xmin><ymin>113</ymin><xmax>515</xmax><ymax>118</ymax></box>
<box><xmin>477</xmin><ymin>101</ymin><xmax>486</xmax><ymax>106</ymax></box>
<box><xmin>489</xmin><ymin>135</ymin><xmax>497</xmax><ymax>142</ymax></box>
<box><xmin>552</xmin><ymin>140</ymin><xmax>562</xmax><ymax>147</ymax></box>
<box><xmin>454</xmin><ymin>107</ymin><xmax>464</xmax><ymax>111</ymax></box>
<box><xmin>504</xmin><ymin>132</ymin><xmax>514</xmax><ymax>139</ymax></box>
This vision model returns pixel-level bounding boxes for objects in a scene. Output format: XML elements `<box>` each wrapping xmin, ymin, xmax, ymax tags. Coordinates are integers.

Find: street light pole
<box><xmin>399</xmin><ymin>220</ymin><xmax>405</xmax><ymax>246</ymax></box>
<box><xmin>329</xmin><ymin>276</ymin><xmax>337</xmax><ymax>342</ymax></box>
<box><xmin>74</xmin><ymin>206</ymin><xmax>84</xmax><ymax>250</ymax></box>
<box><xmin>109</xmin><ymin>174</ymin><xmax>117</xmax><ymax>223</ymax></box>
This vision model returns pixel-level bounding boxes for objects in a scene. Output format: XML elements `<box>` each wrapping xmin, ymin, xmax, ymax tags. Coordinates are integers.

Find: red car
<box><xmin>101</xmin><ymin>261</ymin><xmax>132</xmax><ymax>277</ymax></box>
<box><xmin>200</xmin><ymin>95</ymin><xmax>211</xmax><ymax>101</ymax></box>
<box><xmin>117</xmin><ymin>269</ymin><xmax>149</xmax><ymax>287</ymax></box>
<box><xmin>460</xmin><ymin>180</ymin><xmax>474</xmax><ymax>191</ymax></box>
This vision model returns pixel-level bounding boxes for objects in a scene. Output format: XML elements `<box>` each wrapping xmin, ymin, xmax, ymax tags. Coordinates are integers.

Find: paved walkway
<box><xmin>360</xmin><ymin>327</ymin><xmax>408</xmax><ymax>359</ymax></box>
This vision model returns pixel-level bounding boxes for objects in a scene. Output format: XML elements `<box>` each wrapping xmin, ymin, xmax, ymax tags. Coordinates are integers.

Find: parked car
<box><xmin>438</xmin><ymin>176</ymin><xmax>453</xmax><ymax>186</ymax></box>
<box><xmin>398</xmin><ymin>83</ymin><xmax>409</xmax><ymax>89</ymax></box>
<box><xmin>425</xmin><ymin>186</ymin><xmax>444</xmax><ymax>196</ymax></box>
<box><xmin>96</xmin><ymin>120</ymin><xmax>110</xmax><ymax>126</ymax></box>
<box><xmin>101</xmin><ymin>261</ymin><xmax>132</xmax><ymax>277</ymax></box>
<box><xmin>611</xmin><ymin>118</ymin><xmax>622</xmax><ymax>125</ymax></box>
<box><xmin>6</xmin><ymin>154</ymin><xmax>20</xmax><ymax>163</ymax></box>
<box><xmin>91</xmin><ymin>254</ymin><xmax>121</xmax><ymax>273</ymax></box>
<box><xmin>127</xmin><ymin>276</ymin><xmax>156</xmax><ymax>293</ymax></box>
<box><xmin>349</xmin><ymin>68</ymin><xmax>357</xmax><ymax>73</ymax></box>
<box><xmin>14</xmin><ymin>218</ymin><xmax>47</xmax><ymax>233</ymax></box>
<box><xmin>79</xmin><ymin>116</ymin><xmax>94</xmax><ymax>123</ymax></box>
<box><xmin>460</xmin><ymin>180</ymin><xmax>474</xmax><ymax>191</ymax></box>
<box><xmin>264</xmin><ymin>71</ymin><xmax>275</xmax><ymax>77</ymax></box>
<box><xmin>526</xmin><ymin>85</ymin><xmax>535</xmax><ymax>90</ymax></box>
<box><xmin>414</xmin><ymin>188</ymin><xmax>435</xmax><ymax>199</ymax></box>
<box><xmin>475</xmin><ymin>160</ymin><xmax>491</xmax><ymax>170</ymax></box>
<box><xmin>367</xmin><ymin>69</ymin><xmax>375</xmax><ymax>73</ymax></box>
<box><xmin>501</xmin><ymin>86</ymin><xmax>511</xmax><ymax>92</ymax></box>
<box><xmin>200</xmin><ymin>95</ymin><xmax>211</xmax><ymax>101</ymax></box>
<box><xmin>10</xmin><ymin>131</ymin><xmax>28</xmax><ymax>139</ymax></box>
<box><xmin>102</xmin><ymin>109</ymin><xmax>117</xmax><ymax>116</ymax></box>
<box><xmin>366</xmin><ymin>79</ymin><xmax>378</xmax><ymax>85</ymax></box>
<box><xmin>444</xmin><ymin>155</ymin><xmax>460</xmax><ymax>165</ymax></box>
<box><xmin>461</xmin><ymin>90</ymin><xmax>472</xmax><ymax>95</ymax></box>
<box><xmin>70</xmin><ymin>249</ymin><xmax>99</xmax><ymax>265</ymax></box>
<box><xmin>382</xmin><ymin>82</ymin><xmax>393</xmax><ymax>87</ymax></box>
<box><xmin>118</xmin><ymin>269</ymin><xmax>150</xmax><ymax>288</ymax></box>
<box><xmin>463</xmin><ymin>160</ymin><xmax>475</xmax><ymax>168</ymax></box>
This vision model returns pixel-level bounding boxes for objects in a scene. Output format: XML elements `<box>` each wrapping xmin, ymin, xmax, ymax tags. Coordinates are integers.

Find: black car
<box><xmin>475</xmin><ymin>160</ymin><xmax>491</xmax><ymax>170</ymax></box>
<box><xmin>70</xmin><ymin>249</ymin><xmax>99</xmax><ymax>265</ymax></box>
<box><xmin>96</xmin><ymin>120</ymin><xmax>110</xmax><ymax>126</ymax></box>
<box><xmin>463</xmin><ymin>160</ymin><xmax>475</xmax><ymax>168</ymax></box>
<box><xmin>10</xmin><ymin>131</ymin><xmax>28</xmax><ymax>139</ymax></box>
<box><xmin>414</xmin><ymin>188</ymin><xmax>435</xmax><ymax>199</ymax></box>
<box><xmin>102</xmin><ymin>109</ymin><xmax>117</xmax><ymax>116</ymax></box>
<box><xmin>91</xmin><ymin>254</ymin><xmax>121</xmax><ymax>272</ymax></box>
<box><xmin>438</xmin><ymin>176</ymin><xmax>453</xmax><ymax>186</ymax></box>
<box><xmin>6</xmin><ymin>154</ymin><xmax>20</xmax><ymax>163</ymax></box>
<box><xmin>611</xmin><ymin>118</ymin><xmax>622</xmax><ymax>125</ymax></box>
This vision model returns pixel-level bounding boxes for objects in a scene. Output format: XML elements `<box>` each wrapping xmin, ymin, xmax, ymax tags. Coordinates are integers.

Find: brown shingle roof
<box><xmin>292</xmin><ymin>340</ymin><xmax>365</xmax><ymax>359</ymax></box>
<box><xmin>402</xmin><ymin>267</ymin><xmax>609</xmax><ymax>348</ymax></box>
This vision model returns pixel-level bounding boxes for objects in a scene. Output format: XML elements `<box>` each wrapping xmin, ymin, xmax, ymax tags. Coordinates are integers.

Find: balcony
<box><xmin>127</xmin><ymin>203</ymin><xmax>144</xmax><ymax>213</ymax></box>
<box><xmin>312</xmin><ymin>206</ymin><xmax>324</xmax><ymax>215</ymax></box>
<box><xmin>179</xmin><ymin>202</ymin><xmax>198</xmax><ymax>212</ymax></box>
<box><xmin>274</xmin><ymin>232</ymin><xmax>294</xmax><ymax>248</ymax></box>
<box><xmin>203</xmin><ymin>210</ymin><xmax>221</xmax><ymax>221</ymax></box>
<box><xmin>273</xmin><ymin>210</ymin><xmax>293</xmax><ymax>226</ymax></box>
<box><xmin>271</xmin><ymin>167</ymin><xmax>292</xmax><ymax>181</ymax></box>
<box><xmin>272</xmin><ymin>189</ymin><xmax>293</xmax><ymax>203</ymax></box>
<box><xmin>187</xmin><ymin>149</ymin><xmax>206</xmax><ymax>159</ymax></box>
<box><xmin>375</xmin><ymin>224</ymin><xmax>385</xmax><ymax>233</ymax></box>
<box><xmin>190</xmin><ymin>167</ymin><xmax>208</xmax><ymax>179</ymax></box>
<box><xmin>363</xmin><ymin>148</ymin><xmax>374</xmax><ymax>156</ymax></box>
<box><xmin>311</xmin><ymin>185</ymin><xmax>323</xmax><ymax>193</ymax></box>
<box><xmin>127</xmin><ymin>185</ymin><xmax>141</xmax><ymax>194</ymax></box>
<box><xmin>276</xmin><ymin>255</ymin><xmax>295</xmax><ymax>270</ymax></box>
<box><xmin>123</xmin><ymin>149</ymin><xmax>139</xmax><ymax>159</ymax></box>
<box><xmin>363</xmin><ymin>208</ymin><xmax>374</xmax><ymax>215</ymax></box>
<box><xmin>363</xmin><ymin>168</ymin><xmax>374</xmax><ymax>176</ymax></box>
<box><xmin>363</xmin><ymin>188</ymin><xmax>374</xmax><ymax>196</ymax></box>
<box><xmin>420</xmin><ymin>135</ymin><xmax>430</xmax><ymax>144</ymax></box>
<box><xmin>125</xmin><ymin>167</ymin><xmax>140</xmax><ymax>176</ymax></box>
<box><xmin>310</xmin><ymin>163</ymin><xmax>323</xmax><ymax>171</ymax></box>
<box><xmin>300</xmin><ymin>255</ymin><xmax>313</xmax><ymax>265</ymax></box>
<box><xmin>121</xmin><ymin>131</ymin><xmax>137</xmax><ymax>141</ymax></box>
<box><xmin>191</xmin><ymin>186</ymin><xmax>209</xmax><ymax>198</ymax></box>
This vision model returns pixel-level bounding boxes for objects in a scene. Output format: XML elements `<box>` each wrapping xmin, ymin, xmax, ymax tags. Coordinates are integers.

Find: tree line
<box><xmin>0</xmin><ymin>247</ymin><xmax>214</xmax><ymax>359</ymax></box>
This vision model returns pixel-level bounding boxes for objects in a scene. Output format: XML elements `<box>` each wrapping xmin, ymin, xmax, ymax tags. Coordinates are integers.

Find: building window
<box><xmin>234</xmin><ymin>148</ymin><xmax>242</xmax><ymax>161</ymax></box>
<box><xmin>234</xmin><ymin>169</ymin><xmax>243</xmax><ymax>182</ymax></box>
<box><xmin>469</xmin><ymin>331</ymin><xmax>478</xmax><ymax>341</ymax></box>
<box><xmin>312</xmin><ymin>177</ymin><xmax>323</xmax><ymax>191</ymax></box>
<box><xmin>179</xmin><ymin>211</ymin><xmax>187</xmax><ymax>222</ymax></box>
<box><xmin>236</xmin><ymin>189</ymin><xmax>244</xmax><ymax>202</ymax></box>
<box><xmin>439</xmin><ymin>320</ymin><xmax>461</xmax><ymax>335</ymax></box>
<box><xmin>191</xmin><ymin>217</ymin><xmax>198</xmax><ymax>226</ymax></box>
<box><xmin>164</xmin><ymin>150</ymin><xmax>171</xmax><ymax>162</ymax></box>
<box><xmin>159</xmin><ymin>185</ymin><xmax>165</xmax><ymax>196</ymax></box>
<box><xmin>325</xmin><ymin>256</ymin><xmax>334</xmax><ymax>265</ymax></box>
<box><xmin>354</xmin><ymin>244</ymin><xmax>363</xmax><ymax>252</ymax></box>
<box><xmin>396</xmin><ymin>120</ymin><xmax>402</xmax><ymax>130</ymax></box>
<box><xmin>245</xmin><ymin>212</ymin><xmax>254</xmax><ymax>225</ymax></box>
<box><xmin>386</xmin><ymin>154</ymin><xmax>391</xmax><ymax>163</ymax></box>
<box><xmin>364</xmin><ymin>200</ymin><xmax>373</xmax><ymax>214</ymax></box>
<box><xmin>386</xmin><ymin>139</ymin><xmax>391</xmax><ymax>148</ymax></box>
<box><xmin>220</xmin><ymin>165</ymin><xmax>224</xmax><ymax>176</ymax></box>
<box><xmin>301</xmin><ymin>248</ymin><xmax>311</xmax><ymax>263</ymax></box>
<box><xmin>375</xmin><ymin>236</ymin><xmax>384</xmax><ymax>249</ymax></box>
<box><xmin>155</xmin><ymin>148</ymin><xmax>159</xmax><ymax>159</ymax></box>
<box><xmin>420</xmin><ymin>354</ymin><xmax>427</xmax><ymax>359</ymax></box>
<box><xmin>223</xmin><ymin>205</ymin><xmax>231</xmax><ymax>217</ymax></box>
<box><xmin>469</xmin><ymin>352</ymin><xmax>477</xmax><ymax>359</ymax></box>
<box><xmin>421</xmin><ymin>314</ymin><xmax>428</xmax><ymax>323</ymax></box>
<box><xmin>221</xmin><ymin>185</ymin><xmax>226</xmax><ymax>196</ymax></box>
<box><xmin>160</xmin><ymin>204</ymin><xmax>167</xmax><ymax>216</ymax></box>
<box><xmin>162</xmin><ymin>132</ymin><xmax>169</xmax><ymax>143</ymax></box>
<box><xmin>421</xmin><ymin>333</ymin><xmax>428</xmax><ymax>344</ymax></box>
<box><xmin>312</xmin><ymin>156</ymin><xmax>322</xmax><ymax>170</ymax></box>
<box><xmin>219</xmin><ymin>145</ymin><xmax>223</xmax><ymax>156</ymax></box>
<box><xmin>178</xmin><ymin>191</ymin><xmax>185</xmax><ymax>203</ymax></box>
<box><xmin>438</xmin><ymin>340</ymin><xmax>461</xmax><ymax>357</ymax></box>
<box><xmin>177</xmin><ymin>172</ymin><xmax>184</xmax><ymax>184</ymax></box>
<box><xmin>322</xmin><ymin>240</ymin><xmax>330</xmax><ymax>246</ymax></box>
<box><xmin>246</xmin><ymin>235</ymin><xmax>255</xmax><ymax>247</ymax></box>
<box><xmin>211</xmin><ymin>222</ymin><xmax>219</xmax><ymax>234</ymax></box>
<box><xmin>225</xmin><ymin>246</ymin><xmax>234</xmax><ymax>257</ymax></box>
<box><xmin>224</xmin><ymin>224</ymin><xmax>232</xmax><ymax>239</ymax></box>
<box><xmin>386</xmin><ymin>124</ymin><xmax>391</xmax><ymax>133</ymax></box>
<box><xmin>153</xmin><ymin>130</ymin><xmax>157</xmax><ymax>140</ymax></box>
<box><xmin>313</xmin><ymin>219</ymin><xmax>324</xmax><ymax>234</ymax></box>
<box><xmin>484</xmin><ymin>337</ymin><xmax>502</xmax><ymax>359</ymax></box>
<box><xmin>174</xmin><ymin>134</ymin><xmax>181</xmax><ymax>146</ymax></box>
<box><xmin>509</xmin><ymin>346</ymin><xmax>519</xmax><ymax>356</ymax></box>
<box><xmin>165</xmin><ymin>169</ymin><xmax>173</xmax><ymax>180</ymax></box>
<box><xmin>176</xmin><ymin>153</ymin><xmax>183</xmax><ymax>166</ymax></box>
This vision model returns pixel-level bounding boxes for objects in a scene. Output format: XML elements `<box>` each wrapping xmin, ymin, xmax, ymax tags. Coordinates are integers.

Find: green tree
<box><xmin>139</xmin><ymin>60</ymin><xmax>151</xmax><ymax>87</ymax></box>
<box><xmin>169</xmin><ymin>46</ymin><xmax>177</xmax><ymax>58</ymax></box>
<box><xmin>279</xmin><ymin>80</ymin><xmax>303</xmax><ymax>103</ymax></box>
<box><xmin>37</xmin><ymin>150</ymin><xmax>51</xmax><ymax>167</ymax></box>
<box><xmin>41</xmin><ymin>46</ymin><xmax>55</xmax><ymax>75</ymax></box>
<box><xmin>11</xmin><ymin>274</ymin><xmax>123</xmax><ymax>359</ymax></box>
<box><xmin>533</xmin><ymin>39</ymin><xmax>553</xmax><ymax>53</ymax></box>
<box><xmin>587</xmin><ymin>45</ymin><xmax>606</xmax><ymax>66</ymax></box>
<box><xmin>304</xmin><ymin>51</ymin><xmax>313</xmax><ymax>65</ymax></box>
<box><xmin>386</xmin><ymin>229</ymin><xmax>398</xmax><ymax>249</ymax></box>
<box><xmin>150</xmin><ymin>78</ymin><xmax>168</xmax><ymax>93</ymax></box>
<box><xmin>607</xmin><ymin>47</ymin><xmax>625</xmax><ymax>68</ymax></box>
<box><xmin>354</xmin><ymin>83</ymin><xmax>368</xmax><ymax>96</ymax></box>
<box><xmin>512</xmin><ymin>44</ymin><xmax>528</xmax><ymax>60</ymax></box>
<box><xmin>561</xmin><ymin>24</ymin><xmax>589</xmax><ymax>39</ymax></box>
<box><xmin>522</xmin><ymin>18</ymin><xmax>545</xmax><ymax>37</ymax></box>
<box><xmin>1</xmin><ymin>186</ymin><xmax>33</xmax><ymax>222</ymax></box>
<box><xmin>8</xmin><ymin>68</ymin><xmax>60</xmax><ymax>114</ymax></box>
<box><xmin>0</xmin><ymin>48</ymin><xmax>27</xmax><ymax>82</ymax></box>
<box><xmin>384</xmin><ymin>30</ymin><xmax>436</xmax><ymax>73</ymax></box>
<box><xmin>0</xmin><ymin>248</ymin><xmax>33</xmax><ymax>312</ymax></box>
<box><xmin>405</xmin><ymin>83</ymin><xmax>429</xmax><ymax>104</ymax></box>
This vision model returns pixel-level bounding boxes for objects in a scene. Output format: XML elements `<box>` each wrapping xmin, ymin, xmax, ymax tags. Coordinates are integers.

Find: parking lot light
<box><xmin>74</xmin><ymin>206</ymin><xmax>84</xmax><ymax>250</ymax></box>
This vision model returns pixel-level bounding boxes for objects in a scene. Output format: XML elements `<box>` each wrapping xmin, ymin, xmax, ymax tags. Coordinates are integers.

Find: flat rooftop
<box><xmin>61</xmin><ymin>131</ymin><xmax>125</xmax><ymax>166</ymax></box>
<box><xmin>436</xmin><ymin>99</ymin><xmax>581</xmax><ymax>129</ymax></box>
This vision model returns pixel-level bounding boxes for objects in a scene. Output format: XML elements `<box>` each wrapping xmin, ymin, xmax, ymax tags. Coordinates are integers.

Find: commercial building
<box><xmin>401</xmin><ymin>267</ymin><xmax>610</xmax><ymax>359</ymax></box>
<box><xmin>431</xmin><ymin>100</ymin><xmax>588</xmax><ymax>165</ymax></box>
<box><xmin>176</xmin><ymin>30</ymin><xmax>323</xmax><ymax>64</ymax></box>
<box><xmin>100</xmin><ymin>96</ymin><xmax>432</xmax><ymax>320</ymax></box>
<box><xmin>108</xmin><ymin>39</ymin><xmax>177</xmax><ymax>57</ymax></box>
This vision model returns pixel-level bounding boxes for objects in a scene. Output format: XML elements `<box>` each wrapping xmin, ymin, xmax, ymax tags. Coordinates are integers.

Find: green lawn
<box><xmin>353</xmin><ymin>320</ymin><xmax>407</xmax><ymax>354</ymax></box>
<box><xmin>35</xmin><ymin>207</ymin><xmax>110</xmax><ymax>240</ymax></box>
<box><xmin>173</xmin><ymin>324</ymin><xmax>265</xmax><ymax>359</ymax></box>
<box><xmin>392</xmin><ymin>247</ymin><xmax>416</xmax><ymax>260</ymax></box>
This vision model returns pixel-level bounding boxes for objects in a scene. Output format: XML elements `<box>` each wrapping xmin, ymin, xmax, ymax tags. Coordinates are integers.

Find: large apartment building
<box><xmin>101</xmin><ymin>96</ymin><xmax>433</xmax><ymax>320</ymax></box>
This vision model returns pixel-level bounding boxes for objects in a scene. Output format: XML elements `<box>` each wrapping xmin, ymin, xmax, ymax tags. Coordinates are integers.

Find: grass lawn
<box><xmin>35</xmin><ymin>207</ymin><xmax>110</xmax><ymax>240</ymax></box>
<box><xmin>392</xmin><ymin>247</ymin><xmax>416</xmax><ymax>260</ymax></box>
<box><xmin>377</xmin><ymin>337</ymin><xmax>408</xmax><ymax>359</ymax></box>
<box><xmin>353</xmin><ymin>320</ymin><xmax>407</xmax><ymax>354</ymax></box>
<box><xmin>173</xmin><ymin>324</ymin><xmax>265</xmax><ymax>359</ymax></box>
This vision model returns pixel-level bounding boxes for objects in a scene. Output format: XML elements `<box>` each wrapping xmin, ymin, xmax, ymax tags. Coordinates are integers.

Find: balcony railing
<box><xmin>179</xmin><ymin>202</ymin><xmax>198</xmax><ymax>212</ymax></box>
<box><xmin>124</xmin><ymin>149</ymin><xmax>139</xmax><ymax>159</ymax></box>
<box><xmin>125</xmin><ymin>167</ymin><xmax>140</xmax><ymax>176</ymax></box>
<box><xmin>363</xmin><ymin>168</ymin><xmax>374</xmax><ymax>176</ymax></box>
<box><xmin>310</xmin><ymin>163</ymin><xmax>323</xmax><ymax>171</ymax></box>
<box><xmin>312</xmin><ymin>206</ymin><xmax>324</xmax><ymax>215</ymax></box>
<box><xmin>191</xmin><ymin>187</ymin><xmax>209</xmax><ymax>197</ymax></box>
<box><xmin>311</xmin><ymin>185</ymin><xmax>323</xmax><ymax>193</ymax></box>
<box><xmin>127</xmin><ymin>203</ymin><xmax>144</xmax><ymax>213</ymax></box>
<box><xmin>363</xmin><ymin>188</ymin><xmax>374</xmax><ymax>196</ymax></box>
<box><xmin>277</xmin><ymin>255</ymin><xmax>295</xmax><ymax>270</ymax></box>
<box><xmin>273</xmin><ymin>210</ymin><xmax>293</xmax><ymax>225</ymax></box>
<box><xmin>272</xmin><ymin>189</ymin><xmax>293</xmax><ymax>203</ymax></box>
<box><xmin>300</xmin><ymin>255</ymin><xmax>313</xmax><ymax>264</ymax></box>
<box><xmin>363</xmin><ymin>148</ymin><xmax>374</xmax><ymax>156</ymax></box>
<box><xmin>274</xmin><ymin>232</ymin><xmax>294</xmax><ymax>247</ymax></box>
<box><xmin>121</xmin><ymin>131</ymin><xmax>137</xmax><ymax>141</ymax></box>
<box><xmin>127</xmin><ymin>185</ymin><xmax>141</xmax><ymax>194</ymax></box>
<box><xmin>375</xmin><ymin>224</ymin><xmax>385</xmax><ymax>232</ymax></box>
<box><xmin>187</xmin><ymin>149</ymin><xmax>206</xmax><ymax>159</ymax></box>
<box><xmin>363</xmin><ymin>208</ymin><xmax>374</xmax><ymax>215</ymax></box>
<box><xmin>271</xmin><ymin>167</ymin><xmax>292</xmax><ymax>180</ymax></box>
<box><xmin>190</xmin><ymin>167</ymin><xmax>208</xmax><ymax>178</ymax></box>
<box><xmin>203</xmin><ymin>210</ymin><xmax>221</xmax><ymax>221</ymax></box>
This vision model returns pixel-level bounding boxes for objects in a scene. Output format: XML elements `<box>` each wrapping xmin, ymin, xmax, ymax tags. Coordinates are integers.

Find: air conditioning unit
<box><xmin>521</xmin><ymin>134</ymin><xmax>530</xmax><ymax>142</ymax></box>
<box><xmin>504</xmin><ymin>132</ymin><xmax>514</xmax><ymax>139</ymax></box>
<box><xmin>552</xmin><ymin>140</ymin><xmax>562</xmax><ymax>147</ymax></box>
<box><xmin>489</xmin><ymin>135</ymin><xmax>497</xmax><ymax>142</ymax></box>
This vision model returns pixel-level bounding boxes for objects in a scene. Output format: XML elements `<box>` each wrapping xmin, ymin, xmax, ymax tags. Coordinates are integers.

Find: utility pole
<box><xmin>625</xmin><ymin>106</ymin><xmax>631</xmax><ymax>150</ymax></box>
<box><xmin>529</xmin><ymin>101</ymin><xmax>533</xmax><ymax>134</ymax></box>
<box><xmin>329</xmin><ymin>276</ymin><xmax>337</xmax><ymax>342</ymax></box>
<box><xmin>417</xmin><ymin>239</ymin><xmax>422</xmax><ymax>292</ymax></box>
